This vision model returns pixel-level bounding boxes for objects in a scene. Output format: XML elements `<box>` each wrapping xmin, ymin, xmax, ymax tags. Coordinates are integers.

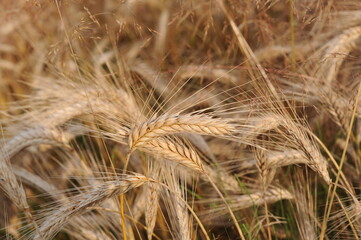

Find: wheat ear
<box><xmin>0</xmin><ymin>160</ymin><xmax>29</xmax><ymax>211</ymax></box>
<box><xmin>2</xmin><ymin>126</ymin><xmax>68</xmax><ymax>160</ymax></box>
<box><xmin>163</xmin><ymin>166</ymin><xmax>192</xmax><ymax>240</ymax></box>
<box><xmin>235</xmin><ymin>187</ymin><xmax>294</xmax><ymax>208</ymax></box>
<box><xmin>146</xmin><ymin>182</ymin><xmax>159</xmax><ymax>240</ymax></box>
<box><xmin>266</xmin><ymin>149</ymin><xmax>308</xmax><ymax>168</ymax></box>
<box><xmin>33</xmin><ymin>174</ymin><xmax>149</xmax><ymax>240</ymax></box>
<box><xmin>129</xmin><ymin>113</ymin><xmax>234</xmax><ymax>149</ymax></box>
<box><xmin>319</xmin><ymin>26</ymin><xmax>361</xmax><ymax>84</ymax></box>
<box><xmin>274</xmin><ymin>116</ymin><xmax>332</xmax><ymax>184</ymax></box>
<box><xmin>202</xmin><ymin>187</ymin><xmax>293</xmax><ymax>216</ymax></box>
<box><xmin>145</xmin><ymin>163</ymin><xmax>161</xmax><ymax>240</ymax></box>
<box><xmin>13</xmin><ymin>167</ymin><xmax>115</xmax><ymax>240</ymax></box>
<box><xmin>255</xmin><ymin>147</ymin><xmax>276</xmax><ymax>189</ymax></box>
<box><xmin>0</xmin><ymin>158</ymin><xmax>43</xmax><ymax>238</ymax></box>
<box><xmin>242</xmin><ymin>114</ymin><xmax>282</xmax><ymax>141</ymax></box>
<box><xmin>139</xmin><ymin>137</ymin><xmax>204</xmax><ymax>172</ymax></box>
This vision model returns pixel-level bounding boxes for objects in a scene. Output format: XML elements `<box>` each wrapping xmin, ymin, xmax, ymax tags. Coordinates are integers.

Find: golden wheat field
<box><xmin>1</xmin><ymin>0</ymin><xmax>361</xmax><ymax>239</ymax></box>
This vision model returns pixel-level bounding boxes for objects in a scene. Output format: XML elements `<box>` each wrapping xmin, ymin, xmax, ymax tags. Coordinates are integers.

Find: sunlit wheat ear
<box><xmin>239</xmin><ymin>110</ymin><xmax>330</xmax><ymax>184</ymax></box>
<box><xmin>313</xmin><ymin>87</ymin><xmax>352</xmax><ymax>135</ymax></box>
<box><xmin>33</xmin><ymin>174</ymin><xmax>149</xmax><ymax>240</ymax></box>
<box><xmin>128</xmin><ymin>113</ymin><xmax>234</xmax><ymax>150</ymax></box>
<box><xmin>146</xmin><ymin>182</ymin><xmax>159</xmax><ymax>240</ymax></box>
<box><xmin>139</xmin><ymin>137</ymin><xmax>204</xmax><ymax>172</ymax></box>
<box><xmin>322</xmin><ymin>91</ymin><xmax>352</xmax><ymax>134</ymax></box>
<box><xmin>1</xmin><ymin>126</ymin><xmax>69</xmax><ymax>160</ymax></box>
